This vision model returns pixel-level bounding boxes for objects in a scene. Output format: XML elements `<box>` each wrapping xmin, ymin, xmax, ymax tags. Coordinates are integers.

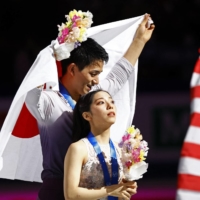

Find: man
<box><xmin>1</xmin><ymin>11</ymin><xmax>155</xmax><ymax>200</ymax></box>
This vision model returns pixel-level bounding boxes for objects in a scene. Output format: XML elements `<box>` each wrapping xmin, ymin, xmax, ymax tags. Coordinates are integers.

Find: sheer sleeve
<box><xmin>93</xmin><ymin>57</ymin><xmax>134</xmax><ymax>96</ymax></box>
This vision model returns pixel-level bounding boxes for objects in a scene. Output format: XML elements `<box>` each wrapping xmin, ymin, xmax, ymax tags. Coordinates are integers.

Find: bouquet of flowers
<box><xmin>118</xmin><ymin>125</ymin><xmax>149</xmax><ymax>181</ymax></box>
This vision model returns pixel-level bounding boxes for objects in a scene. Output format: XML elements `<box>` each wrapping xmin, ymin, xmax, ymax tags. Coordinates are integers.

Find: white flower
<box><xmin>129</xmin><ymin>138</ymin><xmax>137</xmax><ymax>146</ymax></box>
<box><xmin>122</xmin><ymin>142</ymin><xmax>128</xmax><ymax>152</ymax></box>
<box><xmin>140</xmin><ymin>140</ymin><xmax>149</xmax><ymax>151</ymax></box>
<box><xmin>57</xmin><ymin>23</ymin><xmax>66</xmax><ymax>32</ymax></box>
<box><xmin>81</xmin><ymin>33</ymin><xmax>87</xmax><ymax>41</ymax></box>
<box><xmin>72</xmin><ymin>27</ymin><xmax>80</xmax><ymax>39</ymax></box>
<box><xmin>65</xmin><ymin>15</ymin><xmax>71</xmax><ymax>22</ymax></box>
<box><xmin>144</xmin><ymin>151</ymin><xmax>148</xmax><ymax>157</ymax></box>
<box><xmin>135</xmin><ymin>128</ymin><xmax>140</xmax><ymax>135</ymax></box>
<box><xmin>83</xmin><ymin>11</ymin><xmax>93</xmax><ymax>19</ymax></box>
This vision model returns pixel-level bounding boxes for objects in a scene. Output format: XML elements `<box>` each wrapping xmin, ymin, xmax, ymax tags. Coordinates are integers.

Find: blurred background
<box><xmin>0</xmin><ymin>0</ymin><xmax>200</xmax><ymax>199</ymax></box>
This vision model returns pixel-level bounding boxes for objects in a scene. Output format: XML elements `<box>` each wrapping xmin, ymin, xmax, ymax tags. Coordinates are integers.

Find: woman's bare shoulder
<box><xmin>68</xmin><ymin>139</ymin><xmax>87</xmax><ymax>154</ymax></box>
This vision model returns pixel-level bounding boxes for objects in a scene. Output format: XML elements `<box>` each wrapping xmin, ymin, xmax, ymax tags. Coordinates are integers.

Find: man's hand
<box><xmin>134</xmin><ymin>13</ymin><xmax>155</xmax><ymax>44</ymax></box>
<box><xmin>124</xmin><ymin>13</ymin><xmax>155</xmax><ymax>66</ymax></box>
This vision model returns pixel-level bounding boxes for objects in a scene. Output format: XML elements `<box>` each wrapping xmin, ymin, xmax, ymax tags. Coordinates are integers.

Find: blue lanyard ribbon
<box><xmin>59</xmin><ymin>82</ymin><xmax>75</xmax><ymax>110</ymax></box>
<box><xmin>87</xmin><ymin>132</ymin><xmax>118</xmax><ymax>200</ymax></box>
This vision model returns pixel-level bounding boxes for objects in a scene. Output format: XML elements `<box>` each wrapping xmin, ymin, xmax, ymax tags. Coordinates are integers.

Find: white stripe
<box><xmin>0</xmin><ymin>135</ymin><xmax>42</xmax><ymax>182</ymax></box>
<box><xmin>176</xmin><ymin>189</ymin><xmax>200</xmax><ymax>200</ymax></box>
<box><xmin>178</xmin><ymin>157</ymin><xmax>200</xmax><ymax>176</ymax></box>
<box><xmin>184</xmin><ymin>126</ymin><xmax>200</xmax><ymax>145</ymax></box>
<box><xmin>0</xmin><ymin>156</ymin><xmax>2</xmax><ymax>171</ymax></box>
<box><xmin>190</xmin><ymin>72</ymin><xmax>200</xmax><ymax>87</ymax></box>
<box><xmin>15</xmin><ymin>135</ymin><xmax>43</xmax><ymax>182</ymax></box>
<box><xmin>191</xmin><ymin>98</ymin><xmax>200</xmax><ymax>114</ymax></box>
<box><xmin>0</xmin><ymin>134</ymin><xmax>21</xmax><ymax>179</ymax></box>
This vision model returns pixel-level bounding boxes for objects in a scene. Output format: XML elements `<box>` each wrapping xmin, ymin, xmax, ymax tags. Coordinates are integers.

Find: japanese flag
<box><xmin>0</xmin><ymin>15</ymin><xmax>144</xmax><ymax>182</ymax></box>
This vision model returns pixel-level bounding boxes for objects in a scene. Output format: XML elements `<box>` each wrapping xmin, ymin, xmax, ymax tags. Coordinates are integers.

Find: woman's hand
<box><xmin>106</xmin><ymin>181</ymin><xmax>137</xmax><ymax>200</ymax></box>
<box><xmin>134</xmin><ymin>13</ymin><xmax>155</xmax><ymax>44</ymax></box>
<box><xmin>121</xmin><ymin>179</ymin><xmax>138</xmax><ymax>197</ymax></box>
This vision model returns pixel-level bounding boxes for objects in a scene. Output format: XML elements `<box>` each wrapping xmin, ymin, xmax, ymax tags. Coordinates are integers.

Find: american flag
<box><xmin>176</xmin><ymin>51</ymin><xmax>200</xmax><ymax>199</ymax></box>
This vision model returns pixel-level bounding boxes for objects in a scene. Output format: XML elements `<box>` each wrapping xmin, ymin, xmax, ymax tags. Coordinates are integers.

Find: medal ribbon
<box><xmin>87</xmin><ymin>132</ymin><xmax>118</xmax><ymax>200</ymax></box>
<box><xmin>59</xmin><ymin>82</ymin><xmax>75</xmax><ymax>109</ymax></box>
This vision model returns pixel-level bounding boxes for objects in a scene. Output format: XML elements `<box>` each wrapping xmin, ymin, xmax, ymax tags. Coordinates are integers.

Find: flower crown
<box><xmin>53</xmin><ymin>9</ymin><xmax>93</xmax><ymax>61</ymax></box>
<box><xmin>57</xmin><ymin>9</ymin><xmax>93</xmax><ymax>48</ymax></box>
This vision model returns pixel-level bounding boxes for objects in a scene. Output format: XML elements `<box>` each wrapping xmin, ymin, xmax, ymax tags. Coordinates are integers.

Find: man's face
<box><xmin>74</xmin><ymin>60</ymin><xmax>104</xmax><ymax>96</ymax></box>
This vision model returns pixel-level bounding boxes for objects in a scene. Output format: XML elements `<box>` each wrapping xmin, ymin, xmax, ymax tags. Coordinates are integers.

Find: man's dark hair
<box><xmin>60</xmin><ymin>38</ymin><xmax>109</xmax><ymax>75</ymax></box>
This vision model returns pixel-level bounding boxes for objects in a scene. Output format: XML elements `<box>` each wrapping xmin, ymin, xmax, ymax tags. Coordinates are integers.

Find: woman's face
<box><xmin>87</xmin><ymin>91</ymin><xmax>116</xmax><ymax>128</ymax></box>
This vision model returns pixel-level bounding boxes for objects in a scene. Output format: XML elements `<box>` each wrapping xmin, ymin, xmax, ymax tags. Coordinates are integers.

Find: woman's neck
<box><xmin>90</xmin><ymin>127</ymin><xmax>110</xmax><ymax>145</ymax></box>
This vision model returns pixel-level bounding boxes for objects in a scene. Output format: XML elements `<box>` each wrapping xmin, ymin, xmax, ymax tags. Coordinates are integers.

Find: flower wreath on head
<box><xmin>53</xmin><ymin>9</ymin><xmax>93</xmax><ymax>61</ymax></box>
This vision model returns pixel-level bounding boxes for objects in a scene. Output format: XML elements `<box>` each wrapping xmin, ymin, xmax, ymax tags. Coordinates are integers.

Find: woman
<box><xmin>64</xmin><ymin>89</ymin><xmax>137</xmax><ymax>200</ymax></box>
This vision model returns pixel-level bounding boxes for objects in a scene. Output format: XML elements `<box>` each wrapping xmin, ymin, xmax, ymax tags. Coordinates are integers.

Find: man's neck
<box><xmin>60</xmin><ymin>77</ymin><xmax>79</xmax><ymax>102</ymax></box>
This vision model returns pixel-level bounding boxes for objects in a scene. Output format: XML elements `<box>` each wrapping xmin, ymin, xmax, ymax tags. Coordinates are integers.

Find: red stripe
<box><xmin>181</xmin><ymin>142</ymin><xmax>200</xmax><ymax>159</ymax></box>
<box><xmin>177</xmin><ymin>174</ymin><xmax>200</xmax><ymax>191</ymax></box>
<box><xmin>191</xmin><ymin>86</ymin><xmax>200</xmax><ymax>99</ymax></box>
<box><xmin>12</xmin><ymin>103</ymin><xmax>39</xmax><ymax>138</ymax></box>
<box><xmin>193</xmin><ymin>57</ymin><xmax>200</xmax><ymax>74</ymax></box>
<box><xmin>56</xmin><ymin>60</ymin><xmax>62</xmax><ymax>78</ymax></box>
<box><xmin>190</xmin><ymin>113</ymin><xmax>200</xmax><ymax>127</ymax></box>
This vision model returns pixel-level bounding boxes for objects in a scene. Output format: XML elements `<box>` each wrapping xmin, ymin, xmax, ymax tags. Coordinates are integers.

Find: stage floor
<box><xmin>0</xmin><ymin>178</ymin><xmax>176</xmax><ymax>200</ymax></box>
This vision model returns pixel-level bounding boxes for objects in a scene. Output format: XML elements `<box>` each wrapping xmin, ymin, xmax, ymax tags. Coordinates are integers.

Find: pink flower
<box><xmin>72</xmin><ymin>22</ymin><xmax>77</xmax><ymax>28</ymax></box>
<box><xmin>58</xmin><ymin>35</ymin><xmax>65</xmax><ymax>44</ymax></box>
<box><xmin>62</xmin><ymin>28</ymin><xmax>69</xmax><ymax>36</ymax></box>
<box><xmin>125</xmin><ymin>161</ymin><xmax>132</xmax><ymax>169</ymax></box>
<box><xmin>72</xmin><ymin>15</ymin><xmax>81</xmax><ymax>22</ymax></box>
<box><xmin>122</xmin><ymin>134</ymin><xmax>130</xmax><ymax>142</ymax></box>
<box><xmin>132</xmin><ymin>148</ymin><xmax>140</xmax><ymax>163</ymax></box>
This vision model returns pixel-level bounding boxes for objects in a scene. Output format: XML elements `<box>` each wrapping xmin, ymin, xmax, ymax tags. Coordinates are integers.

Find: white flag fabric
<box><xmin>176</xmin><ymin>54</ymin><xmax>200</xmax><ymax>199</ymax></box>
<box><xmin>0</xmin><ymin>15</ymin><xmax>144</xmax><ymax>182</ymax></box>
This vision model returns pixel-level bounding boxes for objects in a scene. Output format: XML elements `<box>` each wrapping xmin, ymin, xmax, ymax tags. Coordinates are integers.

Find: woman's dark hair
<box><xmin>72</xmin><ymin>89</ymin><xmax>111</xmax><ymax>142</ymax></box>
<box><xmin>61</xmin><ymin>38</ymin><xmax>109</xmax><ymax>75</ymax></box>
